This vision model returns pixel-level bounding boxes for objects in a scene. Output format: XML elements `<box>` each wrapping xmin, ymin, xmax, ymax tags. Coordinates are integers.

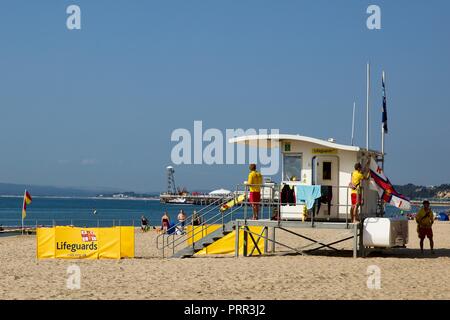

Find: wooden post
<box><xmin>264</xmin><ymin>227</ymin><xmax>268</xmax><ymax>254</ymax></box>
<box><xmin>359</xmin><ymin>221</ymin><xmax>365</xmax><ymax>258</ymax></box>
<box><xmin>243</xmin><ymin>226</ymin><xmax>248</xmax><ymax>257</ymax></box>
<box><xmin>271</xmin><ymin>227</ymin><xmax>276</xmax><ymax>253</ymax></box>
<box><xmin>234</xmin><ymin>221</ymin><xmax>239</xmax><ymax>258</ymax></box>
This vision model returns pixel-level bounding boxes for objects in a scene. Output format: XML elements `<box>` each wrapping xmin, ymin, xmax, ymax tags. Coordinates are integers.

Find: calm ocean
<box><xmin>1</xmin><ymin>196</ymin><xmax>448</xmax><ymax>228</ymax></box>
<box><xmin>0</xmin><ymin>197</ymin><xmax>203</xmax><ymax>227</ymax></box>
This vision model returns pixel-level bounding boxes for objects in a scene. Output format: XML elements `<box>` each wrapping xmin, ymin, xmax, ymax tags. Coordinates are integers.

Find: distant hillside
<box><xmin>394</xmin><ymin>184</ymin><xmax>450</xmax><ymax>200</ymax></box>
<box><xmin>2</xmin><ymin>181</ymin><xmax>448</xmax><ymax>200</ymax></box>
<box><xmin>0</xmin><ymin>182</ymin><xmax>119</xmax><ymax>197</ymax></box>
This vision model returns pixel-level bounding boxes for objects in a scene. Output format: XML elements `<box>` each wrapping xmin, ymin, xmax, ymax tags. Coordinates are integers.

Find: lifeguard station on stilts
<box><xmin>156</xmin><ymin>133</ymin><xmax>409</xmax><ymax>259</ymax></box>
<box><xmin>156</xmin><ymin>66</ymin><xmax>410</xmax><ymax>259</ymax></box>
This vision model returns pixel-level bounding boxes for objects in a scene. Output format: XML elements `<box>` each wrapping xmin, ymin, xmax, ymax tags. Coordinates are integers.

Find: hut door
<box><xmin>313</xmin><ymin>156</ymin><xmax>339</xmax><ymax>216</ymax></box>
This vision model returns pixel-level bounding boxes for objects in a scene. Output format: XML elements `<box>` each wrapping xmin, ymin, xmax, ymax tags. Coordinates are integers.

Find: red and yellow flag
<box><xmin>22</xmin><ymin>191</ymin><xmax>32</xmax><ymax>220</ymax></box>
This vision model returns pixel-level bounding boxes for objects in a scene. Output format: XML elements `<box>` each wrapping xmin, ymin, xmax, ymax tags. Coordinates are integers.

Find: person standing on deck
<box><xmin>246</xmin><ymin>164</ymin><xmax>263</xmax><ymax>220</ymax></box>
<box><xmin>350</xmin><ymin>163</ymin><xmax>369</xmax><ymax>223</ymax></box>
<box><xmin>415</xmin><ymin>200</ymin><xmax>435</xmax><ymax>254</ymax></box>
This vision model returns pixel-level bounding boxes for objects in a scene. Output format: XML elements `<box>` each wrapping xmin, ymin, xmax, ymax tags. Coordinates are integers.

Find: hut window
<box><xmin>283</xmin><ymin>154</ymin><xmax>302</xmax><ymax>181</ymax></box>
<box><xmin>323</xmin><ymin>161</ymin><xmax>332</xmax><ymax>180</ymax></box>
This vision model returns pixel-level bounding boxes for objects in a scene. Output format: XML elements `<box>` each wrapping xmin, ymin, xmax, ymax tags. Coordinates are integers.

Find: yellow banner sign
<box><xmin>312</xmin><ymin>148</ymin><xmax>338</xmax><ymax>155</ymax></box>
<box><xmin>37</xmin><ymin>226</ymin><xmax>134</xmax><ymax>259</ymax></box>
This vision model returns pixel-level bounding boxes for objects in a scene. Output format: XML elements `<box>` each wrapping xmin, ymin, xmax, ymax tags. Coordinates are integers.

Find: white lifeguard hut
<box><xmin>230</xmin><ymin>133</ymin><xmax>383</xmax><ymax>221</ymax></box>
<box><xmin>159</xmin><ymin>134</ymin><xmax>409</xmax><ymax>259</ymax></box>
<box><xmin>158</xmin><ymin>67</ymin><xmax>409</xmax><ymax>259</ymax></box>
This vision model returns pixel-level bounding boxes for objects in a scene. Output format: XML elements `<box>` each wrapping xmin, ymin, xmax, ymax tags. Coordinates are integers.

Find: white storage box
<box><xmin>363</xmin><ymin>217</ymin><xmax>409</xmax><ymax>248</ymax></box>
<box><xmin>280</xmin><ymin>204</ymin><xmax>306</xmax><ymax>220</ymax></box>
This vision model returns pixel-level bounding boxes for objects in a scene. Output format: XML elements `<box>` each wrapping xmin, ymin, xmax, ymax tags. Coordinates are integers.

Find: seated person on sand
<box><xmin>140</xmin><ymin>215</ymin><xmax>149</xmax><ymax>232</ymax></box>
<box><xmin>161</xmin><ymin>212</ymin><xmax>170</xmax><ymax>234</ymax></box>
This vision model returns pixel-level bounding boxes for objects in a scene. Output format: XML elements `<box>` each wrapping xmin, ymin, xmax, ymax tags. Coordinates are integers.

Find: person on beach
<box><xmin>349</xmin><ymin>162</ymin><xmax>369</xmax><ymax>223</ymax></box>
<box><xmin>192</xmin><ymin>210</ymin><xmax>201</xmax><ymax>226</ymax></box>
<box><xmin>246</xmin><ymin>163</ymin><xmax>263</xmax><ymax>220</ymax></box>
<box><xmin>140</xmin><ymin>215</ymin><xmax>149</xmax><ymax>232</ymax></box>
<box><xmin>415</xmin><ymin>200</ymin><xmax>435</xmax><ymax>254</ymax></box>
<box><xmin>161</xmin><ymin>212</ymin><xmax>170</xmax><ymax>233</ymax></box>
<box><xmin>177</xmin><ymin>209</ymin><xmax>187</xmax><ymax>226</ymax></box>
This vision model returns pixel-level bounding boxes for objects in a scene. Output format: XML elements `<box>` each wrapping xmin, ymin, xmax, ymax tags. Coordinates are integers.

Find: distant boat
<box><xmin>168</xmin><ymin>198</ymin><xmax>187</xmax><ymax>204</ymax></box>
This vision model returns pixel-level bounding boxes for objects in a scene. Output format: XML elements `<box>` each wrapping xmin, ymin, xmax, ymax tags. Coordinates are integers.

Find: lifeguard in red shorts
<box><xmin>246</xmin><ymin>164</ymin><xmax>263</xmax><ymax>220</ymax></box>
<box><xmin>415</xmin><ymin>200</ymin><xmax>435</xmax><ymax>254</ymax></box>
<box><xmin>349</xmin><ymin>163</ymin><xmax>369</xmax><ymax>223</ymax></box>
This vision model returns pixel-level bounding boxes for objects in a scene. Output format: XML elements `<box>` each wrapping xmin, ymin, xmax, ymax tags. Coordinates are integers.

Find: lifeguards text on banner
<box><xmin>36</xmin><ymin>226</ymin><xmax>134</xmax><ymax>259</ymax></box>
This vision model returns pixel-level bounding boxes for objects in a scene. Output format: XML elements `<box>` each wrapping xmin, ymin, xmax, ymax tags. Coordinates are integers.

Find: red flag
<box><xmin>22</xmin><ymin>191</ymin><xmax>32</xmax><ymax>220</ymax></box>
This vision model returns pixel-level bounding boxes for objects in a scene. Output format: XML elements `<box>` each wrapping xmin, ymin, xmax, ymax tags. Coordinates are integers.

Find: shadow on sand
<box><xmin>291</xmin><ymin>248</ymin><xmax>450</xmax><ymax>259</ymax></box>
<box><xmin>363</xmin><ymin>248</ymin><xmax>450</xmax><ymax>259</ymax></box>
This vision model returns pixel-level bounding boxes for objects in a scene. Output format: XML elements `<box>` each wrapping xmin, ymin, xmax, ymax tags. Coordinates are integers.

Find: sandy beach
<box><xmin>0</xmin><ymin>221</ymin><xmax>449</xmax><ymax>300</ymax></box>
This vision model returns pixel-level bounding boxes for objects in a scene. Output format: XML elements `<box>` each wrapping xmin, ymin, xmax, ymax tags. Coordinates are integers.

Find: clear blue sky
<box><xmin>0</xmin><ymin>0</ymin><xmax>449</xmax><ymax>192</ymax></box>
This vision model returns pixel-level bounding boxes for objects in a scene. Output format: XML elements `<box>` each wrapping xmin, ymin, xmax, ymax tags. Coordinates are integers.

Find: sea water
<box><xmin>0</xmin><ymin>197</ymin><xmax>200</xmax><ymax>227</ymax></box>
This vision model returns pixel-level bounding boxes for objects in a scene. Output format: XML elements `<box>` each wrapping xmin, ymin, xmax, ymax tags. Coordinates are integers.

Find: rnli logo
<box><xmin>81</xmin><ymin>230</ymin><xmax>97</xmax><ymax>242</ymax></box>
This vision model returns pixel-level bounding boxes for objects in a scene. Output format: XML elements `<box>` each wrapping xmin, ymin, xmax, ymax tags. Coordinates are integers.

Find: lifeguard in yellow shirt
<box><xmin>349</xmin><ymin>163</ymin><xmax>369</xmax><ymax>223</ymax></box>
<box><xmin>246</xmin><ymin>164</ymin><xmax>263</xmax><ymax>220</ymax></box>
<box><xmin>415</xmin><ymin>200</ymin><xmax>435</xmax><ymax>254</ymax></box>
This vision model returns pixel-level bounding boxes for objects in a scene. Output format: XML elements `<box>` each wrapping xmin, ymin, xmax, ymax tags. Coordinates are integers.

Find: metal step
<box><xmin>170</xmin><ymin>222</ymin><xmax>234</xmax><ymax>258</ymax></box>
<box><xmin>212</xmin><ymin>231</ymin><xmax>231</xmax><ymax>241</ymax></box>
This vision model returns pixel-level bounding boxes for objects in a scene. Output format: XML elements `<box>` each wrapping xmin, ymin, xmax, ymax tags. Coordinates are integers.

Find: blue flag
<box><xmin>382</xmin><ymin>73</ymin><xmax>388</xmax><ymax>134</ymax></box>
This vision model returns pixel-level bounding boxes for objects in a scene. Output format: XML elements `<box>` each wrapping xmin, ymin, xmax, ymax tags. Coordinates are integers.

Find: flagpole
<box><xmin>22</xmin><ymin>189</ymin><xmax>26</xmax><ymax>235</ymax></box>
<box><xmin>363</xmin><ymin>63</ymin><xmax>371</xmax><ymax>219</ymax></box>
<box><xmin>351</xmin><ymin>101</ymin><xmax>356</xmax><ymax>146</ymax></box>
<box><xmin>366</xmin><ymin>63</ymin><xmax>370</xmax><ymax>152</ymax></box>
<box><xmin>381</xmin><ymin>71</ymin><xmax>386</xmax><ymax>170</ymax></box>
<box><xmin>381</xmin><ymin>71</ymin><xmax>386</xmax><ymax>216</ymax></box>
